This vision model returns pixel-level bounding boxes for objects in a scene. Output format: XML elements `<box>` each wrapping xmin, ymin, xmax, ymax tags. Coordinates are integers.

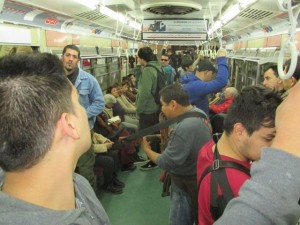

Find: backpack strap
<box><xmin>145</xmin><ymin>64</ymin><xmax>166</xmax><ymax>98</ymax></box>
<box><xmin>123</xmin><ymin>111</ymin><xmax>207</xmax><ymax>142</ymax></box>
<box><xmin>198</xmin><ymin>145</ymin><xmax>250</xmax><ymax>221</ymax></box>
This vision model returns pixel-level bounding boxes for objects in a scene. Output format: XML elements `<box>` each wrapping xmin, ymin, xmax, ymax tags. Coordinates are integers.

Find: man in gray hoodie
<box><xmin>0</xmin><ymin>53</ymin><xmax>110</xmax><ymax>225</ymax></box>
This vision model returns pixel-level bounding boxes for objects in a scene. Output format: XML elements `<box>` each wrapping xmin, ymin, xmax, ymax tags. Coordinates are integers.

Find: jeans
<box><xmin>169</xmin><ymin>188</ymin><xmax>194</xmax><ymax>225</ymax></box>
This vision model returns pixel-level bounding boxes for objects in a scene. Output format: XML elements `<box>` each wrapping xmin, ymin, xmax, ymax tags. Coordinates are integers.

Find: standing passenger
<box><xmin>181</xmin><ymin>49</ymin><xmax>228</xmax><ymax>115</ymax></box>
<box><xmin>281</xmin><ymin>56</ymin><xmax>300</xmax><ymax>98</ymax></box>
<box><xmin>61</xmin><ymin>44</ymin><xmax>105</xmax><ymax>188</ymax></box>
<box><xmin>136</xmin><ymin>47</ymin><xmax>162</xmax><ymax>170</ymax></box>
<box><xmin>262</xmin><ymin>65</ymin><xmax>284</xmax><ymax>92</ymax></box>
<box><xmin>0</xmin><ymin>53</ymin><xmax>110</xmax><ymax>224</ymax></box>
<box><xmin>142</xmin><ymin>84</ymin><xmax>211</xmax><ymax>225</ymax></box>
<box><xmin>160</xmin><ymin>54</ymin><xmax>176</xmax><ymax>85</ymax></box>
<box><xmin>197</xmin><ymin>85</ymin><xmax>282</xmax><ymax>225</ymax></box>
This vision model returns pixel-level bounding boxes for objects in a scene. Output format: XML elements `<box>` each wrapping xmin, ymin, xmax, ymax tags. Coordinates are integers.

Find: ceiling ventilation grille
<box><xmin>144</xmin><ymin>5</ymin><xmax>199</xmax><ymax>15</ymax></box>
<box><xmin>239</xmin><ymin>8</ymin><xmax>273</xmax><ymax>20</ymax></box>
<box><xmin>74</xmin><ymin>10</ymin><xmax>106</xmax><ymax>23</ymax></box>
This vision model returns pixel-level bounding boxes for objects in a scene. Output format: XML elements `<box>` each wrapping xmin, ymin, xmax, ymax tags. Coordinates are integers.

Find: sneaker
<box><xmin>121</xmin><ymin>163</ymin><xmax>137</xmax><ymax>172</ymax></box>
<box><xmin>113</xmin><ymin>177</ymin><xmax>125</xmax><ymax>188</ymax></box>
<box><xmin>133</xmin><ymin>155</ymin><xmax>149</xmax><ymax>165</ymax></box>
<box><xmin>140</xmin><ymin>161</ymin><xmax>158</xmax><ymax>171</ymax></box>
<box><xmin>103</xmin><ymin>183</ymin><xmax>123</xmax><ymax>194</ymax></box>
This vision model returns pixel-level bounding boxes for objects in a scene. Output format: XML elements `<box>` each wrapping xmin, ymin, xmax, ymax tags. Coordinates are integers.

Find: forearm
<box><xmin>143</xmin><ymin>145</ymin><xmax>160</xmax><ymax>163</ymax></box>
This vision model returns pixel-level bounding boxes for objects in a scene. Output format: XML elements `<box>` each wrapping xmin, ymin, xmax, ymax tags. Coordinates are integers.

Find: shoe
<box><xmin>140</xmin><ymin>161</ymin><xmax>158</xmax><ymax>171</ymax></box>
<box><xmin>103</xmin><ymin>183</ymin><xmax>123</xmax><ymax>194</ymax></box>
<box><xmin>113</xmin><ymin>177</ymin><xmax>125</xmax><ymax>188</ymax></box>
<box><xmin>133</xmin><ymin>155</ymin><xmax>149</xmax><ymax>165</ymax></box>
<box><xmin>121</xmin><ymin>163</ymin><xmax>137</xmax><ymax>172</ymax></box>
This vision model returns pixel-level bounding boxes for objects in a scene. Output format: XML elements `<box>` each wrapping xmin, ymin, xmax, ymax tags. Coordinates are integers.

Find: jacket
<box><xmin>75</xmin><ymin>68</ymin><xmax>105</xmax><ymax>129</ymax></box>
<box><xmin>92</xmin><ymin>132</ymin><xmax>110</xmax><ymax>153</ymax></box>
<box><xmin>210</xmin><ymin>96</ymin><xmax>234</xmax><ymax>114</ymax></box>
<box><xmin>136</xmin><ymin>61</ymin><xmax>161</xmax><ymax>114</ymax></box>
<box><xmin>181</xmin><ymin>57</ymin><xmax>228</xmax><ymax>115</ymax></box>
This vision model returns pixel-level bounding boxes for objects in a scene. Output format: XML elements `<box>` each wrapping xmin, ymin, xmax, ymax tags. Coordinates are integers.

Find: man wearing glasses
<box><xmin>161</xmin><ymin>54</ymin><xmax>176</xmax><ymax>85</ymax></box>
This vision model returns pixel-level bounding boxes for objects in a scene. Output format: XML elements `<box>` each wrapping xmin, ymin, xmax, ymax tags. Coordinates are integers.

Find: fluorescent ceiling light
<box><xmin>73</xmin><ymin>0</ymin><xmax>98</xmax><ymax>9</ymax></box>
<box><xmin>239</xmin><ymin>0</ymin><xmax>258</xmax><ymax>9</ymax></box>
<box><xmin>100</xmin><ymin>5</ymin><xmax>141</xmax><ymax>30</ymax></box>
<box><xmin>222</xmin><ymin>4</ymin><xmax>241</xmax><ymax>24</ymax></box>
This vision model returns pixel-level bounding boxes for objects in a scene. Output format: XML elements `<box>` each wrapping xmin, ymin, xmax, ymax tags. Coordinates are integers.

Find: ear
<box><xmin>291</xmin><ymin>77</ymin><xmax>297</xmax><ymax>86</ymax></box>
<box><xmin>232</xmin><ymin>123</ymin><xmax>247</xmax><ymax>140</ymax></box>
<box><xmin>58</xmin><ymin>113</ymin><xmax>80</xmax><ymax>140</ymax></box>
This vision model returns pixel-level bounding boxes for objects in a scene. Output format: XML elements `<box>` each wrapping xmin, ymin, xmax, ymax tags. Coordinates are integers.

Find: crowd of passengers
<box><xmin>0</xmin><ymin>44</ymin><xmax>300</xmax><ymax>225</ymax></box>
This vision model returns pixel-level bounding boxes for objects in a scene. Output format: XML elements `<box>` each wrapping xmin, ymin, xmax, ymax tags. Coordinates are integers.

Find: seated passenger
<box><xmin>106</xmin><ymin>85</ymin><xmax>139</xmax><ymax>132</ymax></box>
<box><xmin>94</xmin><ymin>95</ymin><xmax>137</xmax><ymax>172</ymax></box>
<box><xmin>197</xmin><ymin>85</ymin><xmax>282</xmax><ymax>225</ymax></box>
<box><xmin>122</xmin><ymin>80</ymin><xmax>136</xmax><ymax>103</ymax></box>
<box><xmin>209</xmin><ymin>87</ymin><xmax>238</xmax><ymax>115</ymax></box>
<box><xmin>92</xmin><ymin>132</ymin><xmax>124</xmax><ymax>194</ymax></box>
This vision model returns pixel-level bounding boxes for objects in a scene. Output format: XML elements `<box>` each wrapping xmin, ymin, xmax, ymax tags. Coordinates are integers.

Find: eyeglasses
<box><xmin>161</xmin><ymin>59</ymin><xmax>168</xmax><ymax>61</ymax></box>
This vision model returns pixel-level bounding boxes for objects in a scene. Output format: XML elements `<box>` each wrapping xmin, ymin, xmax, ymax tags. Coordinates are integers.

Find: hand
<box><xmin>217</xmin><ymin>48</ymin><xmax>227</xmax><ymax>57</ymax></box>
<box><xmin>104</xmin><ymin>140</ymin><xmax>114</xmax><ymax>149</ymax></box>
<box><xmin>271</xmin><ymin>80</ymin><xmax>300</xmax><ymax>157</ymax></box>
<box><xmin>141</xmin><ymin>137</ymin><xmax>151</xmax><ymax>151</ymax></box>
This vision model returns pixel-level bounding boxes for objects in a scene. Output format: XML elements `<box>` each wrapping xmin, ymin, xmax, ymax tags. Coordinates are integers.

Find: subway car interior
<box><xmin>0</xmin><ymin>0</ymin><xmax>300</xmax><ymax>224</ymax></box>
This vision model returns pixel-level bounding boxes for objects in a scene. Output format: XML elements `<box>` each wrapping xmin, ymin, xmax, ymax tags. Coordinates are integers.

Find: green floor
<box><xmin>97</xmin><ymin>164</ymin><xmax>171</xmax><ymax>225</ymax></box>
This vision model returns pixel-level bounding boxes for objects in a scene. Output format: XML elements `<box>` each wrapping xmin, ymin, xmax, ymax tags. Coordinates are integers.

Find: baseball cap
<box><xmin>196</xmin><ymin>59</ymin><xmax>216</xmax><ymax>72</ymax></box>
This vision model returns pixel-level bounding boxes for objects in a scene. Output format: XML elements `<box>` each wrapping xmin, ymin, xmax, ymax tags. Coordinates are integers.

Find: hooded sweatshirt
<box><xmin>0</xmin><ymin>173</ymin><xmax>111</xmax><ymax>225</ymax></box>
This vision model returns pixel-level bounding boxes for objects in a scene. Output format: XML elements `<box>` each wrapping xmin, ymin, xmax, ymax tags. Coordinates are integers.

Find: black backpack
<box><xmin>145</xmin><ymin>64</ymin><xmax>167</xmax><ymax>105</ymax></box>
<box><xmin>198</xmin><ymin>141</ymin><xmax>250</xmax><ymax>221</ymax></box>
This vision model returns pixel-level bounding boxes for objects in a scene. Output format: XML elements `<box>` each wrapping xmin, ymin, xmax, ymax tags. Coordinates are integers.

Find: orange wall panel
<box><xmin>45</xmin><ymin>30</ymin><xmax>68</xmax><ymax>47</ymax></box>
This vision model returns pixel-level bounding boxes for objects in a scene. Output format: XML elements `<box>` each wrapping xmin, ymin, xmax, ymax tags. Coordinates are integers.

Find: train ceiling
<box><xmin>1</xmin><ymin>0</ymin><xmax>295</xmax><ymax>45</ymax></box>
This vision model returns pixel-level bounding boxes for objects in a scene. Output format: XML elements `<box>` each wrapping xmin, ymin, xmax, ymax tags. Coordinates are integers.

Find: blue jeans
<box><xmin>169</xmin><ymin>187</ymin><xmax>195</xmax><ymax>225</ymax></box>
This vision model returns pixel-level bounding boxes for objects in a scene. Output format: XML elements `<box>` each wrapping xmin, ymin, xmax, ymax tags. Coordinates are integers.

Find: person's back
<box><xmin>197</xmin><ymin>85</ymin><xmax>282</xmax><ymax>225</ymax></box>
<box><xmin>0</xmin><ymin>53</ymin><xmax>110</xmax><ymax>225</ymax></box>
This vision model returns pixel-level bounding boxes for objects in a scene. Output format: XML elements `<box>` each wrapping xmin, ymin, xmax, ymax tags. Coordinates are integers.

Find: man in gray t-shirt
<box><xmin>142</xmin><ymin>83</ymin><xmax>211</xmax><ymax>225</ymax></box>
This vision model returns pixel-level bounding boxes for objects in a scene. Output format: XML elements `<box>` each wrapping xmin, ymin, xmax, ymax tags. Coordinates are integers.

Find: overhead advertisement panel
<box><xmin>142</xmin><ymin>19</ymin><xmax>208</xmax><ymax>41</ymax></box>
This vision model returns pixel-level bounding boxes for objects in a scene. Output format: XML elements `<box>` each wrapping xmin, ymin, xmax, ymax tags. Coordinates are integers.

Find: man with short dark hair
<box><xmin>181</xmin><ymin>49</ymin><xmax>228</xmax><ymax>115</ymax></box>
<box><xmin>142</xmin><ymin>83</ymin><xmax>211</xmax><ymax>225</ymax></box>
<box><xmin>136</xmin><ymin>46</ymin><xmax>162</xmax><ymax>170</ymax></box>
<box><xmin>262</xmin><ymin>65</ymin><xmax>284</xmax><ymax>91</ymax></box>
<box><xmin>160</xmin><ymin>54</ymin><xmax>176</xmax><ymax>84</ymax></box>
<box><xmin>0</xmin><ymin>53</ymin><xmax>110</xmax><ymax>224</ymax></box>
<box><xmin>61</xmin><ymin>44</ymin><xmax>105</xmax><ymax>188</ymax></box>
<box><xmin>198</xmin><ymin>85</ymin><xmax>282</xmax><ymax>225</ymax></box>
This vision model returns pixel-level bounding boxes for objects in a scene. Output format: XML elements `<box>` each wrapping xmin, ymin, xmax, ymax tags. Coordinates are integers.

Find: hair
<box><xmin>137</xmin><ymin>47</ymin><xmax>154</xmax><ymax>62</ymax></box>
<box><xmin>223</xmin><ymin>85</ymin><xmax>282</xmax><ymax>135</ymax></box>
<box><xmin>284</xmin><ymin>56</ymin><xmax>300</xmax><ymax>81</ymax></box>
<box><xmin>161</xmin><ymin>54</ymin><xmax>170</xmax><ymax>59</ymax></box>
<box><xmin>121</xmin><ymin>80</ymin><xmax>130</xmax><ymax>87</ymax></box>
<box><xmin>106</xmin><ymin>83</ymin><xmax>120</xmax><ymax>94</ymax></box>
<box><xmin>159</xmin><ymin>83</ymin><xmax>190</xmax><ymax>106</ymax></box>
<box><xmin>226</xmin><ymin>87</ymin><xmax>239</xmax><ymax>97</ymax></box>
<box><xmin>62</xmin><ymin>44</ymin><xmax>81</xmax><ymax>59</ymax></box>
<box><xmin>264</xmin><ymin>65</ymin><xmax>278</xmax><ymax>77</ymax></box>
<box><xmin>181</xmin><ymin>59</ymin><xmax>194</xmax><ymax>71</ymax></box>
<box><xmin>0</xmin><ymin>53</ymin><xmax>74</xmax><ymax>172</ymax></box>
